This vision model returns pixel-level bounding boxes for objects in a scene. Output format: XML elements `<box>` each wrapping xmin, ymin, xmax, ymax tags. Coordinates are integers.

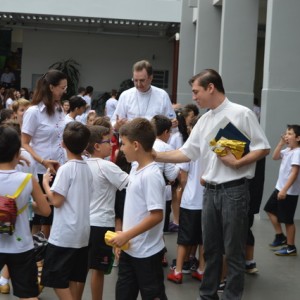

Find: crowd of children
<box><xmin>0</xmin><ymin>69</ymin><xmax>300</xmax><ymax>300</ymax></box>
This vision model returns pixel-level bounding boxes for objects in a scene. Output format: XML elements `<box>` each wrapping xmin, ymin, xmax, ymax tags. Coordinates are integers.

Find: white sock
<box><xmin>196</xmin><ymin>269</ymin><xmax>204</xmax><ymax>275</ymax></box>
<box><xmin>174</xmin><ymin>269</ymin><xmax>182</xmax><ymax>275</ymax></box>
<box><xmin>0</xmin><ymin>276</ymin><xmax>9</xmax><ymax>285</ymax></box>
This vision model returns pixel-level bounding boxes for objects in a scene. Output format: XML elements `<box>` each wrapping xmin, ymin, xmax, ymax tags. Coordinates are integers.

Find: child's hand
<box><xmin>277</xmin><ymin>190</ymin><xmax>286</xmax><ymax>200</ymax></box>
<box><xmin>43</xmin><ymin>160</ymin><xmax>60</xmax><ymax>174</ymax></box>
<box><xmin>114</xmin><ymin>248</ymin><xmax>121</xmax><ymax>260</ymax></box>
<box><xmin>43</xmin><ymin>168</ymin><xmax>53</xmax><ymax>184</ymax></box>
<box><xmin>109</xmin><ymin>231</ymin><xmax>129</xmax><ymax>249</ymax></box>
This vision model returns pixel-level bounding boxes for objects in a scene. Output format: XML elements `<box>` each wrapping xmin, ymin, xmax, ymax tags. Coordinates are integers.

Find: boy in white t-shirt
<box><xmin>0</xmin><ymin>125</ymin><xmax>50</xmax><ymax>299</ymax></box>
<box><xmin>64</xmin><ymin>96</ymin><xmax>87</xmax><ymax>125</ymax></box>
<box><xmin>151</xmin><ymin>115</ymin><xmax>180</xmax><ymax>232</ymax></box>
<box><xmin>109</xmin><ymin>118</ymin><xmax>167</xmax><ymax>300</ymax></box>
<box><xmin>42</xmin><ymin>122</ymin><xmax>92</xmax><ymax>300</ymax></box>
<box><xmin>264</xmin><ymin>124</ymin><xmax>300</xmax><ymax>256</ymax></box>
<box><xmin>86</xmin><ymin>125</ymin><xmax>129</xmax><ymax>300</ymax></box>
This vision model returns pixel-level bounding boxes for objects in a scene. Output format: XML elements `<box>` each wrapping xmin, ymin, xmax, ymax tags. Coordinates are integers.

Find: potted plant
<box><xmin>48</xmin><ymin>58</ymin><xmax>80</xmax><ymax>99</ymax></box>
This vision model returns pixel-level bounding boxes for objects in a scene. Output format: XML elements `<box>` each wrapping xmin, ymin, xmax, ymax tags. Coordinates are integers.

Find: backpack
<box><xmin>0</xmin><ymin>173</ymin><xmax>32</xmax><ymax>235</ymax></box>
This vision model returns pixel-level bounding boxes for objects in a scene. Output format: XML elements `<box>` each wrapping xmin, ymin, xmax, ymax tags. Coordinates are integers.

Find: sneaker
<box><xmin>170</xmin><ymin>259</ymin><xmax>191</xmax><ymax>274</ymax></box>
<box><xmin>0</xmin><ymin>283</ymin><xmax>10</xmax><ymax>294</ymax></box>
<box><xmin>168</xmin><ymin>222</ymin><xmax>179</xmax><ymax>232</ymax></box>
<box><xmin>274</xmin><ymin>246</ymin><xmax>297</xmax><ymax>256</ymax></box>
<box><xmin>245</xmin><ymin>262</ymin><xmax>259</xmax><ymax>274</ymax></box>
<box><xmin>191</xmin><ymin>270</ymin><xmax>203</xmax><ymax>281</ymax></box>
<box><xmin>167</xmin><ymin>270</ymin><xmax>183</xmax><ymax>284</ymax></box>
<box><xmin>189</xmin><ymin>257</ymin><xmax>199</xmax><ymax>272</ymax></box>
<box><xmin>269</xmin><ymin>234</ymin><xmax>287</xmax><ymax>249</ymax></box>
<box><xmin>217</xmin><ymin>280</ymin><xmax>226</xmax><ymax>293</ymax></box>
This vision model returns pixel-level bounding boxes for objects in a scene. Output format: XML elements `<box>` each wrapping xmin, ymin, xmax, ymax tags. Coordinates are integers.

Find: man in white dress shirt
<box><xmin>111</xmin><ymin>60</ymin><xmax>176</xmax><ymax>131</ymax></box>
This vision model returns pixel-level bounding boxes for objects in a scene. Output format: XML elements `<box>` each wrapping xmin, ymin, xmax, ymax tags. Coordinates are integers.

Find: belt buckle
<box><xmin>208</xmin><ymin>182</ymin><xmax>218</xmax><ymax>190</ymax></box>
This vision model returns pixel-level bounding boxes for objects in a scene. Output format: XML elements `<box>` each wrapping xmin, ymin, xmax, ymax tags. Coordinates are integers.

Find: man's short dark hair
<box><xmin>189</xmin><ymin>69</ymin><xmax>225</xmax><ymax>94</ymax></box>
<box><xmin>63</xmin><ymin>122</ymin><xmax>91</xmax><ymax>155</ymax></box>
<box><xmin>151</xmin><ymin>115</ymin><xmax>172</xmax><ymax>136</ymax></box>
<box><xmin>86</xmin><ymin>125</ymin><xmax>110</xmax><ymax>154</ymax></box>
<box><xmin>69</xmin><ymin>96</ymin><xmax>87</xmax><ymax>112</ymax></box>
<box><xmin>133</xmin><ymin>60</ymin><xmax>153</xmax><ymax>76</ymax></box>
<box><xmin>0</xmin><ymin>125</ymin><xmax>21</xmax><ymax>162</ymax></box>
<box><xmin>119</xmin><ymin>118</ymin><xmax>156</xmax><ymax>152</ymax></box>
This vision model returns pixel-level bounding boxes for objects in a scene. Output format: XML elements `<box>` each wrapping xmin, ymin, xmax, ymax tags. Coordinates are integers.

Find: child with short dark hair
<box><xmin>0</xmin><ymin>125</ymin><xmax>50</xmax><ymax>299</ymax></box>
<box><xmin>151</xmin><ymin>115</ymin><xmax>180</xmax><ymax>233</ymax></box>
<box><xmin>264</xmin><ymin>124</ymin><xmax>300</xmax><ymax>256</ymax></box>
<box><xmin>42</xmin><ymin>122</ymin><xmax>92</xmax><ymax>300</ymax></box>
<box><xmin>109</xmin><ymin>118</ymin><xmax>167</xmax><ymax>300</ymax></box>
<box><xmin>65</xmin><ymin>96</ymin><xmax>87</xmax><ymax>125</ymax></box>
<box><xmin>86</xmin><ymin>125</ymin><xmax>129</xmax><ymax>300</ymax></box>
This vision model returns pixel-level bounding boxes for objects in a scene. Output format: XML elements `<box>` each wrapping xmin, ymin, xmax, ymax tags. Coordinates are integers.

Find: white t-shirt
<box><xmin>153</xmin><ymin>139</ymin><xmax>179</xmax><ymax>201</ymax></box>
<box><xmin>105</xmin><ymin>98</ymin><xmax>118</xmax><ymax>119</ymax></box>
<box><xmin>180</xmin><ymin>159</ymin><xmax>204</xmax><ymax>210</ymax></box>
<box><xmin>0</xmin><ymin>170</ymin><xmax>34</xmax><ymax>253</ymax></box>
<box><xmin>5</xmin><ymin>97</ymin><xmax>14</xmax><ymax>109</ymax></box>
<box><xmin>168</xmin><ymin>130</ymin><xmax>183</xmax><ymax>150</ymax></box>
<box><xmin>64</xmin><ymin>114</ymin><xmax>75</xmax><ymax>125</ymax></box>
<box><xmin>275</xmin><ymin>147</ymin><xmax>300</xmax><ymax>195</ymax></box>
<box><xmin>83</xmin><ymin>95</ymin><xmax>91</xmax><ymax>110</ymax></box>
<box><xmin>86</xmin><ymin>158</ymin><xmax>129</xmax><ymax>227</ymax></box>
<box><xmin>123</xmin><ymin>162</ymin><xmax>165</xmax><ymax>258</ymax></box>
<box><xmin>111</xmin><ymin>86</ymin><xmax>175</xmax><ymax>124</ymax></box>
<box><xmin>22</xmin><ymin>102</ymin><xmax>66</xmax><ymax>174</ymax></box>
<box><xmin>49</xmin><ymin>160</ymin><xmax>92</xmax><ymax>248</ymax></box>
<box><xmin>16</xmin><ymin>148</ymin><xmax>38</xmax><ymax>179</ymax></box>
<box><xmin>180</xmin><ymin>98</ymin><xmax>270</xmax><ymax>184</ymax></box>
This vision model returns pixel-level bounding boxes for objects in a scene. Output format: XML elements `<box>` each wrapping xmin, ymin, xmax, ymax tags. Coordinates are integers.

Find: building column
<box><xmin>177</xmin><ymin>0</ymin><xmax>221</xmax><ymax>106</ymax></box>
<box><xmin>260</xmin><ymin>0</ymin><xmax>300</xmax><ymax>219</ymax></box>
<box><xmin>176</xmin><ymin>0</ymin><xmax>196</xmax><ymax>105</ymax></box>
<box><xmin>194</xmin><ymin>0</ymin><xmax>221</xmax><ymax>74</ymax></box>
<box><xmin>219</xmin><ymin>0</ymin><xmax>259</xmax><ymax>108</ymax></box>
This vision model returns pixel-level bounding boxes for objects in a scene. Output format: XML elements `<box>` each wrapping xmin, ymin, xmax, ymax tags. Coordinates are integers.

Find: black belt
<box><xmin>205</xmin><ymin>178</ymin><xmax>246</xmax><ymax>190</ymax></box>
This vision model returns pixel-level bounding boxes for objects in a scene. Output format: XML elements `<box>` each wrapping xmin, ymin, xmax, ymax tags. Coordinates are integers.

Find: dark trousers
<box><xmin>116</xmin><ymin>249</ymin><xmax>167</xmax><ymax>300</ymax></box>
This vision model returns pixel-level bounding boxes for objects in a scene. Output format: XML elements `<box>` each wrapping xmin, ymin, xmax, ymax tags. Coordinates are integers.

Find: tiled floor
<box><xmin>2</xmin><ymin>219</ymin><xmax>300</xmax><ymax>299</ymax></box>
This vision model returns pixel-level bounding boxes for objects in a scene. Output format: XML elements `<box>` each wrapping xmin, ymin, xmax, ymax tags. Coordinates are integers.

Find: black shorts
<box><xmin>116</xmin><ymin>249</ymin><xmax>167</xmax><ymax>300</ymax></box>
<box><xmin>0</xmin><ymin>249</ymin><xmax>39</xmax><ymax>298</ymax></box>
<box><xmin>41</xmin><ymin>243</ymin><xmax>89</xmax><ymax>288</ymax></box>
<box><xmin>264</xmin><ymin>189</ymin><xmax>299</xmax><ymax>224</ymax></box>
<box><xmin>89</xmin><ymin>226</ymin><xmax>114</xmax><ymax>273</ymax></box>
<box><xmin>115</xmin><ymin>189</ymin><xmax>126</xmax><ymax>220</ymax></box>
<box><xmin>32</xmin><ymin>174</ymin><xmax>54</xmax><ymax>225</ymax></box>
<box><xmin>177</xmin><ymin>207</ymin><xmax>202</xmax><ymax>245</ymax></box>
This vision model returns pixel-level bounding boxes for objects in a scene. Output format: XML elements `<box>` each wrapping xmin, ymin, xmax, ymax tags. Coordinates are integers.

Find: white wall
<box><xmin>2</xmin><ymin>0</ymin><xmax>182</xmax><ymax>22</ymax></box>
<box><xmin>21</xmin><ymin>29</ymin><xmax>174</xmax><ymax>96</ymax></box>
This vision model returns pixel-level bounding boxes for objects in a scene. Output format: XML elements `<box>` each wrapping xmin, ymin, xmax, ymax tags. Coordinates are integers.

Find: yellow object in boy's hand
<box><xmin>104</xmin><ymin>230</ymin><xmax>130</xmax><ymax>250</ymax></box>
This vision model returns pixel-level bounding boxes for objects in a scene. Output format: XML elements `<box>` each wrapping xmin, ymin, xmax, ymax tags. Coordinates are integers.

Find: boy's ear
<box><xmin>133</xmin><ymin>141</ymin><xmax>139</xmax><ymax>151</ymax></box>
<box><xmin>94</xmin><ymin>143</ymin><xmax>101</xmax><ymax>152</ymax></box>
<box><xmin>61</xmin><ymin>140</ymin><xmax>66</xmax><ymax>149</ymax></box>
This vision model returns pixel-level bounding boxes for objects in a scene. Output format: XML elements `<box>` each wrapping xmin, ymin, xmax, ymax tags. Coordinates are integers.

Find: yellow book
<box><xmin>104</xmin><ymin>230</ymin><xmax>129</xmax><ymax>250</ymax></box>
